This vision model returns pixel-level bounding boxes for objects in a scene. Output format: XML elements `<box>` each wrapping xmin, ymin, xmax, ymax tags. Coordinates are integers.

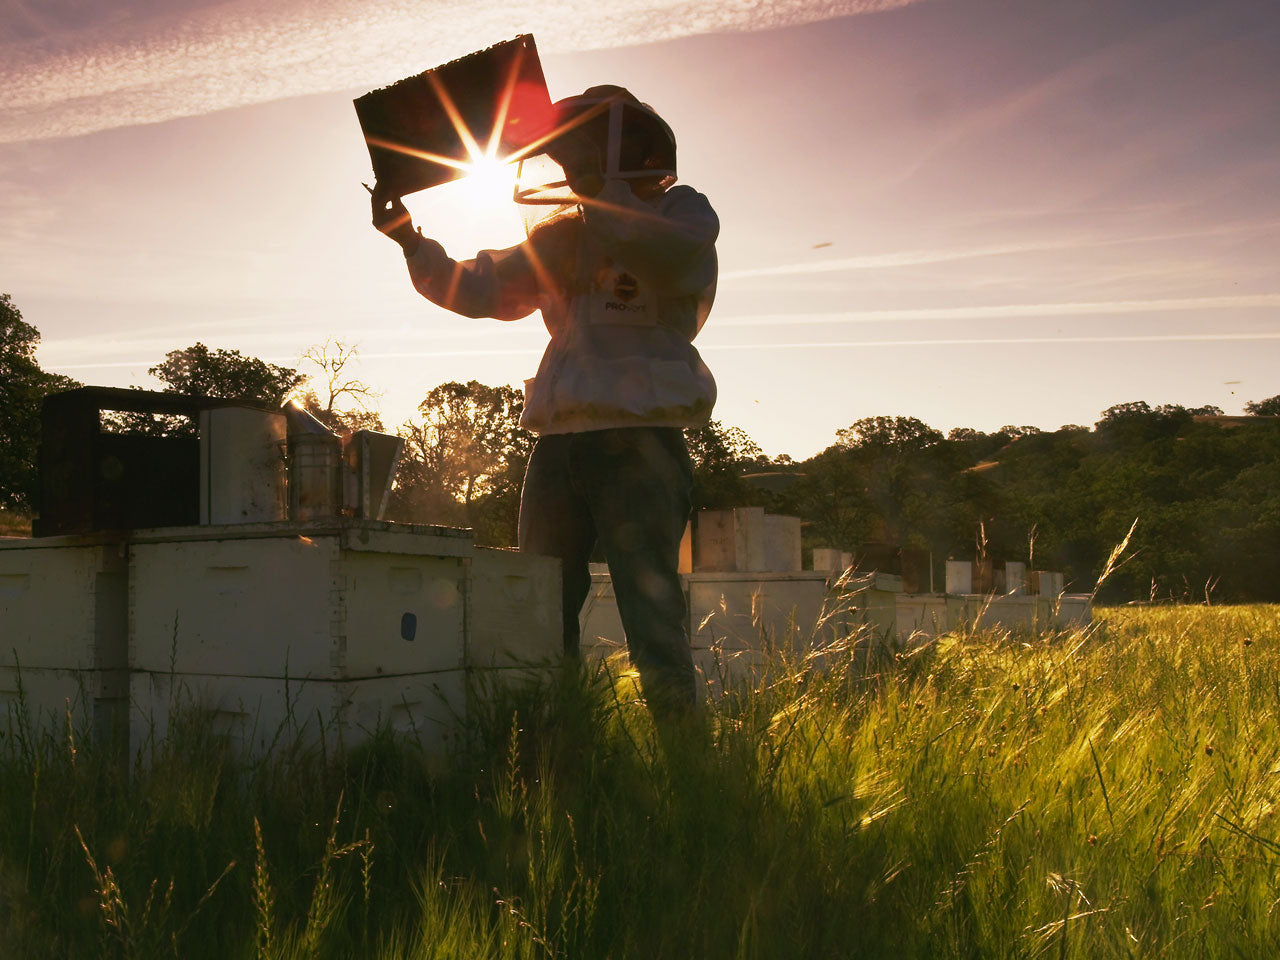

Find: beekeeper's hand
<box><xmin>546</xmin><ymin>132</ymin><xmax>604</xmax><ymax>198</ymax></box>
<box><xmin>370</xmin><ymin>185</ymin><xmax>421</xmax><ymax>255</ymax></box>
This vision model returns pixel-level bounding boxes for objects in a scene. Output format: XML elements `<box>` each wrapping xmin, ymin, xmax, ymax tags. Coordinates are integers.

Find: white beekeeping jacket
<box><xmin>404</xmin><ymin>178</ymin><xmax>718</xmax><ymax>435</ymax></box>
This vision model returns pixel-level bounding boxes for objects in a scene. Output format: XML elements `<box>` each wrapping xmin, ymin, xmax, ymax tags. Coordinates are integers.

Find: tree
<box><xmin>389</xmin><ymin>381</ymin><xmax>533</xmax><ymax>544</ymax></box>
<box><xmin>771</xmin><ymin>400</ymin><xmax>1280</xmax><ymax>603</ymax></box>
<box><xmin>777</xmin><ymin>445</ymin><xmax>873</xmax><ymax>551</ymax></box>
<box><xmin>1245</xmin><ymin>394</ymin><xmax>1280</xmax><ymax>416</ymax></box>
<box><xmin>296</xmin><ymin>339</ymin><xmax>383</xmax><ymax>434</ymax></box>
<box><xmin>0</xmin><ymin>294</ymin><xmax>79</xmax><ymax>510</ymax></box>
<box><xmin>997</xmin><ymin>425</ymin><xmax>1042</xmax><ymax>438</ymax></box>
<box><xmin>149</xmin><ymin>342</ymin><xmax>304</xmax><ymax>405</ymax></box>
<box><xmin>1097</xmin><ymin>400</ymin><xmax>1153</xmax><ymax>422</ymax></box>
<box><xmin>945</xmin><ymin>426</ymin><xmax>1014</xmax><ymax>463</ymax></box>
<box><xmin>835</xmin><ymin>415</ymin><xmax>943</xmax><ymax>453</ymax></box>
<box><xmin>829</xmin><ymin>416</ymin><xmax>947</xmax><ymax>545</ymax></box>
<box><xmin>684</xmin><ymin>419</ymin><xmax>767</xmax><ymax>512</ymax></box>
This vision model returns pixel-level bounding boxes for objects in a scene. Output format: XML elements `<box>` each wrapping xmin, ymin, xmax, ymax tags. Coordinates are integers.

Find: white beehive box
<box><xmin>0</xmin><ymin>534</ymin><xmax>130</xmax><ymax>737</ymax></box>
<box><xmin>580</xmin><ymin>572</ymin><xmax>626</xmax><ymax>664</ymax></box>
<box><xmin>467</xmin><ymin>547</ymin><xmax>561</xmax><ymax>669</ymax></box>
<box><xmin>694</xmin><ymin>508</ymin><xmax>766</xmax><ymax>572</ymax></box>
<box><xmin>0</xmin><ymin>534</ymin><xmax>127</xmax><ymax>670</ymax></box>
<box><xmin>687</xmin><ymin>571</ymin><xmax>831</xmax><ymax>651</ymax></box>
<box><xmin>945</xmin><ymin>560</ymin><xmax>974</xmax><ymax>595</ymax></box>
<box><xmin>810</xmin><ymin>548</ymin><xmax>844</xmax><ymax>574</ymax></box>
<box><xmin>983</xmin><ymin>595</ymin><xmax>1039</xmax><ymax>631</ymax></box>
<box><xmin>128</xmin><ymin>521</ymin><xmax>472</xmax><ymax>680</ymax></box>
<box><xmin>132</xmin><ymin>670</ymin><xmax>469</xmax><ymax>757</ymax></box>
<box><xmin>761</xmin><ymin>515</ymin><xmax>801</xmax><ymax>573</ymax></box>
<box><xmin>580</xmin><ymin>569</ymin><xmax>832</xmax><ymax>692</ymax></box>
<box><xmin>1030</xmin><ymin>571</ymin><xmax>1066</xmax><ymax>597</ymax></box>
<box><xmin>1004</xmin><ymin>561</ymin><xmax>1028</xmax><ymax>595</ymax></box>
<box><xmin>847</xmin><ymin>573</ymin><xmax>901</xmax><ymax>644</ymax></box>
<box><xmin>945</xmin><ymin>594</ymin><xmax>984</xmax><ymax>630</ymax></box>
<box><xmin>126</xmin><ymin>520</ymin><xmax>561</xmax><ymax>758</ymax></box>
<box><xmin>1056</xmin><ymin>595</ymin><xmax>1092</xmax><ymax>627</ymax></box>
<box><xmin>896</xmin><ymin>594</ymin><xmax>947</xmax><ymax>642</ymax></box>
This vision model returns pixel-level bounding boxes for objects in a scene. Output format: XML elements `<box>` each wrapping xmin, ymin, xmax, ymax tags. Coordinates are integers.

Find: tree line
<box><xmin>752</xmin><ymin>407</ymin><xmax>1280</xmax><ymax>603</ymax></box>
<box><xmin>4</xmin><ymin>292</ymin><xmax>1279</xmax><ymax>601</ymax></box>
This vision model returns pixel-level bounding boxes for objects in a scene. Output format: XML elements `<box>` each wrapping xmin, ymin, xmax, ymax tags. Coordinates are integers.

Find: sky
<box><xmin>2</xmin><ymin>0</ymin><xmax>1278</xmax><ymax>460</ymax></box>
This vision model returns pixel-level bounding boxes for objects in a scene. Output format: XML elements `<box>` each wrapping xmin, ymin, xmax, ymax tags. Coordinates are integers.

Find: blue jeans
<box><xmin>518</xmin><ymin>427</ymin><xmax>696</xmax><ymax>714</ymax></box>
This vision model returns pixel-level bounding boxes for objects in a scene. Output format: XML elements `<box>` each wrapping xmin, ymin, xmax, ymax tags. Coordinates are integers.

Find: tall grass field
<box><xmin>4</xmin><ymin>605</ymin><xmax>1279</xmax><ymax>958</ymax></box>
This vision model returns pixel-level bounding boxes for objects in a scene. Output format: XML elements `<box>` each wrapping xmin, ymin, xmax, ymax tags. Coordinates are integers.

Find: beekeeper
<box><xmin>372</xmin><ymin>85</ymin><xmax>718</xmax><ymax>718</ymax></box>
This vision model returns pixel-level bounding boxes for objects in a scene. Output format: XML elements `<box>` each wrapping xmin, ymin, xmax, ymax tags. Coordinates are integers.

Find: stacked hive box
<box><xmin>581</xmin><ymin>509</ymin><xmax>837</xmax><ymax>690</ymax></box>
<box><xmin>3</xmin><ymin>521</ymin><xmax>561</xmax><ymax>760</ymax></box>
<box><xmin>581</xmin><ymin>511</ymin><xmax>1096</xmax><ymax>683</ymax></box>
<box><xmin>0</xmin><ymin>534</ymin><xmax>129</xmax><ymax>748</ymax></box>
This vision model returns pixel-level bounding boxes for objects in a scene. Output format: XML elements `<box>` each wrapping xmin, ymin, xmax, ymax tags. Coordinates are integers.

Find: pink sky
<box><xmin>2</xmin><ymin>0</ymin><xmax>1278</xmax><ymax>458</ymax></box>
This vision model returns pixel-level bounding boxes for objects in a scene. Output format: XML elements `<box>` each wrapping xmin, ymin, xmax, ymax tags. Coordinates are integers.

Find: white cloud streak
<box><xmin>49</xmin><ymin>346</ymin><xmax>545</xmax><ymax>370</ymax></box>
<box><xmin>0</xmin><ymin>0</ymin><xmax>921</xmax><ymax>143</ymax></box>
<box><xmin>703</xmin><ymin>331</ymin><xmax>1280</xmax><ymax>351</ymax></box>
<box><xmin>717</xmin><ymin>293</ymin><xmax>1280</xmax><ymax>327</ymax></box>
<box><xmin>48</xmin><ymin>329</ymin><xmax>1280</xmax><ymax>370</ymax></box>
<box><xmin>40</xmin><ymin>293</ymin><xmax>1277</xmax><ymax>372</ymax></box>
<box><xmin>720</xmin><ymin>221</ymin><xmax>1280</xmax><ymax>281</ymax></box>
<box><xmin>720</xmin><ymin>242</ymin><xmax>1049</xmax><ymax>278</ymax></box>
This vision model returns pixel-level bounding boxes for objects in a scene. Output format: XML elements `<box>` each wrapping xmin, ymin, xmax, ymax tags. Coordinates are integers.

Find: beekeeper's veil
<box><xmin>514</xmin><ymin>85</ymin><xmax>677</xmax><ymax>208</ymax></box>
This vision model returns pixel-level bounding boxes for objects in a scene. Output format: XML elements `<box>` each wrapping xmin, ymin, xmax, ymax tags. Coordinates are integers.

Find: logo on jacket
<box><xmin>613</xmin><ymin>273</ymin><xmax>639</xmax><ymax>302</ymax></box>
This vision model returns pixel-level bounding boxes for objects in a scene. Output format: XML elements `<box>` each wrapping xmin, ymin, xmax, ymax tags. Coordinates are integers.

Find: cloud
<box><xmin>48</xmin><ymin>345</ymin><xmax>546</xmax><ymax>371</ymax></box>
<box><xmin>715</xmin><ymin>293</ymin><xmax>1280</xmax><ymax>327</ymax></box>
<box><xmin>719</xmin><ymin>242</ymin><xmax>1052</xmax><ymax>279</ymax></box>
<box><xmin>703</xmin><ymin>331</ymin><xmax>1280</xmax><ymax>351</ymax></box>
<box><xmin>74</xmin><ymin>333</ymin><xmax>1280</xmax><ymax>370</ymax></box>
<box><xmin>720</xmin><ymin>220</ymin><xmax>1280</xmax><ymax>281</ymax></box>
<box><xmin>0</xmin><ymin>0</ymin><xmax>921</xmax><ymax>143</ymax></box>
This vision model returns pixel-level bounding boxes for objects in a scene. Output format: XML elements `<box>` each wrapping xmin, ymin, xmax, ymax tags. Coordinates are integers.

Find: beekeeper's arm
<box><xmin>371</xmin><ymin>189</ymin><xmax>539</xmax><ymax>321</ymax></box>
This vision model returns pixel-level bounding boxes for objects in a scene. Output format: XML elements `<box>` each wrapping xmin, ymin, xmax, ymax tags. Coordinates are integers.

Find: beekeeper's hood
<box><xmin>514</xmin><ymin>85</ymin><xmax>677</xmax><ymax>206</ymax></box>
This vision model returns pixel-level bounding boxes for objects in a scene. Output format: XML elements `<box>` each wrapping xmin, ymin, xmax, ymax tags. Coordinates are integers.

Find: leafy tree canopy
<box><xmin>149</xmin><ymin>342</ymin><xmax>304</xmax><ymax>406</ymax></box>
<box><xmin>686</xmin><ymin>420</ymin><xmax>764</xmax><ymax>470</ymax></box>
<box><xmin>997</xmin><ymin>425</ymin><xmax>1042</xmax><ymax>438</ymax></box>
<box><xmin>834</xmin><ymin>416</ymin><xmax>943</xmax><ymax>453</ymax></box>
<box><xmin>684</xmin><ymin>419</ymin><xmax>770</xmax><ymax>513</ymax></box>
<box><xmin>0</xmin><ymin>294</ymin><xmax>79</xmax><ymax>510</ymax></box>
<box><xmin>1246</xmin><ymin>394</ymin><xmax>1280</xmax><ymax>416</ymax></box>
<box><xmin>389</xmin><ymin>380</ymin><xmax>532</xmax><ymax>544</ymax></box>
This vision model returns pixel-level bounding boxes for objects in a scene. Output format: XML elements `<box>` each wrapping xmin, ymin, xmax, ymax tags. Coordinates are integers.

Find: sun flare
<box><xmin>406</xmin><ymin>149</ymin><xmax>527</xmax><ymax>252</ymax></box>
<box><xmin>459</xmin><ymin>153</ymin><xmax>517</xmax><ymax>209</ymax></box>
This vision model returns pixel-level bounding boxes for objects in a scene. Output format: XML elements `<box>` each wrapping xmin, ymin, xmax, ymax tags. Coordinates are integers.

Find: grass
<box><xmin>4</xmin><ymin>605</ymin><xmax>1280</xmax><ymax>957</ymax></box>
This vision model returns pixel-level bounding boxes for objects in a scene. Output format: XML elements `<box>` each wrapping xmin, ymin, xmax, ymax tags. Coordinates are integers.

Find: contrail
<box><xmin>0</xmin><ymin>0</ymin><xmax>922</xmax><ymax>143</ymax></box>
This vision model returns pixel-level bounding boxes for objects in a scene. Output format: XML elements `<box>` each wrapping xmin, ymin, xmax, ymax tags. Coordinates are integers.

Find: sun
<box><xmin>407</xmin><ymin>149</ymin><xmax>526</xmax><ymax>252</ymax></box>
<box><xmin>456</xmin><ymin>152</ymin><xmax>517</xmax><ymax>214</ymax></box>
